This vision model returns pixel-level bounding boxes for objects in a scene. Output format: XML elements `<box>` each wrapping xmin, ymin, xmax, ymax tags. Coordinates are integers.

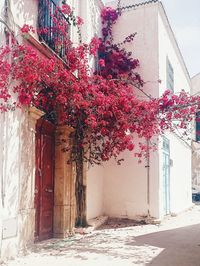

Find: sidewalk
<box><xmin>2</xmin><ymin>204</ymin><xmax>200</xmax><ymax>266</ymax></box>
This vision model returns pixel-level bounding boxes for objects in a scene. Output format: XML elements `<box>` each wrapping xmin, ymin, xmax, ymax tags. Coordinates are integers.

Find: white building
<box><xmin>0</xmin><ymin>0</ymin><xmax>103</xmax><ymax>260</ymax></box>
<box><xmin>0</xmin><ymin>0</ymin><xmax>193</xmax><ymax>261</ymax></box>
<box><xmin>87</xmin><ymin>0</ymin><xmax>192</xmax><ymax>222</ymax></box>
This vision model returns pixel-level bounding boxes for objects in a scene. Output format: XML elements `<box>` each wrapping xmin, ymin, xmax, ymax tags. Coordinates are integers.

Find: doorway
<box><xmin>163</xmin><ymin>137</ymin><xmax>170</xmax><ymax>215</ymax></box>
<box><xmin>35</xmin><ymin>118</ymin><xmax>55</xmax><ymax>241</ymax></box>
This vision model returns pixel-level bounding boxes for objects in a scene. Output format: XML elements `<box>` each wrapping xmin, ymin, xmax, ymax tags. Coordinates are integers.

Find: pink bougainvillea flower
<box><xmin>61</xmin><ymin>4</ymin><xmax>71</xmax><ymax>15</ymax></box>
<box><xmin>99</xmin><ymin>59</ymin><xmax>105</xmax><ymax>67</ymax></box>
<box><xmin>101</xmin><ymin>7</ymin><xmax>118</xmax><ymax>22</ymax></box>
<box><xmin>21</xmin><ymin>24</ymin><xmax>35</xmax><ymax>34</ymax></box>
<box><xmin>77</xmin><ymin>16</ymin><xmax>84</xmax><ymax>26</ymax></box>
<box><xmin>89</xmin><ymin>37</ymin><xmax>101</xmax><ymax>55</ymax></box>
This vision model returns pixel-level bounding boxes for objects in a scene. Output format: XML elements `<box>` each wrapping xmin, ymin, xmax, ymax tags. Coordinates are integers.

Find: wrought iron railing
<box><xmin>38</xmin><ymin>0</ymin><xmax>71</xmax><ymax>59</ymax></box>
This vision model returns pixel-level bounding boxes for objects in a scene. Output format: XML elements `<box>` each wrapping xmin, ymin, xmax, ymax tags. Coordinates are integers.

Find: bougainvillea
<box><xmin>1</xmin><ymin>42</ymin><xmax>199</xmax><ymax>158</ymax></box>
<box><xmin>96</xmin><ymin>6</ymin><xmax>144</xmax><ymax>86</ymax></box>
<box><xmin>1</xmin><ymin>2</ymin><xmax>200</xmax><ymax>226</ymax></box>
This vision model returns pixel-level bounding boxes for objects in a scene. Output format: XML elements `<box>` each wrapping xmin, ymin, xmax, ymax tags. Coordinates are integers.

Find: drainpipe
<box><xmin>145</xmin><ymin>139</ymin><xmax>150</xmax><ymax>217</ymax></box>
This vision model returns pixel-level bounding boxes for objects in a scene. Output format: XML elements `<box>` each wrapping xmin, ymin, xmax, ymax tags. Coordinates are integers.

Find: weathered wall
<box><xmin>0</xmin><ymin>108</ymin><xmax>40</xmax><ymax>260</ymax></box>
<box><xmin>10</xmin><ymin>0</ymin><xmax>38</xmax><ymax>29</ymax></box>
<box><xmin>79</xmin><ymin>0</ymin><xmax>103</xmax><ymax>43</ymax></box>
<box><xmin>0</xmin><ymin>0</ymin><xmax>42</xmax><ymax>259</ymax></box>
<box><xmin>0</xmin><ymin>110</ymin><xmax>20</xmax><ymax>259</ymax></box>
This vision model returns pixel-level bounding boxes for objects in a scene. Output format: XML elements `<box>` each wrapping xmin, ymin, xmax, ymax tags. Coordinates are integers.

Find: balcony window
<box><xmin>38</xmin><ymin>0</ymin><xmax>71</xmax><ymax>59</ymax></box>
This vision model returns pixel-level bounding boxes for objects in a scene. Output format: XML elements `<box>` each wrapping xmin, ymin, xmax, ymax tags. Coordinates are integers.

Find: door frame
<box><xmin>162</xmin><ymin>136</ymin><xmax>171</xmax><ymax>215</ymax></box>
<box><xmin>34</xmin><ymin>118</ymin><xmax>55</xmax><ymax>241</ymax></box>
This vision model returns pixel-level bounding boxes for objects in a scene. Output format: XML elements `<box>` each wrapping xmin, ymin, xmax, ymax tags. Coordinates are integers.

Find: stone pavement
<box><xmin>3</xmin><ymin>205</ymin><xmax>200</xmax><ymax>266</ymax></box>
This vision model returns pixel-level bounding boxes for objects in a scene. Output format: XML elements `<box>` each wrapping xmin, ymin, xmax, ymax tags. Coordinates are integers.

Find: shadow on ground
<box><xmin>97</xmin><ymin>217</ymin><xmax>148</xmax><ymax>230</ymax></box>
<box><xmin>128</xmin><ymin>223</ymin><xmax>200</xmax><ymax>265</ymax></box>
<box><xmin>30</xmin><ymin>223</ymin><xmax>200</xmax><ymax>266</ymax></box>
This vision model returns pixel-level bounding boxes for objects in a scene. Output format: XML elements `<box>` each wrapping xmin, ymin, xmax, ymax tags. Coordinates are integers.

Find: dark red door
<box><xmin>35</xmin><ymin>119</ymin><xmax>55</xmax><ymax>241</ymax></box>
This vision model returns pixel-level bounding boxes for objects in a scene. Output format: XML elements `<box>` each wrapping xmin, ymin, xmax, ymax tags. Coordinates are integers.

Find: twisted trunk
<box><xmin>74</xmin><ymin>130</ymin><xmax>87</xmax><ymax>227</ymax></box>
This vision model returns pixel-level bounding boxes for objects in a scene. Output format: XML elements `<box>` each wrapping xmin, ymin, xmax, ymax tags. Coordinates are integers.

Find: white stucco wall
<box><xmin>103</xmin><ymin>154</ymin><xmax>148</xmax><ymax>218</ymax></box>
<box><xmin>157</xmin><ymin>6</ymin><xmax>191</xmax><ymax>96</ymax></box>
<box><xmin>169</xmin><ymin>134</ymin><xmax>192</xmax><ymax>213</ymax></box>
<box><xmin>7</xmin><ymin>0</ymin><xmax>98</xmax><ymax>47</ymax></box>
<box><xmin>192</xmin><ymin>73</ymin><xmax>200</xmax><ymax>95</ymax></box>
<box><xmin>103</xmin><ymin>145</ymin><xmax>160</xmax><ymax>219</ymax></box>
<box><xmin>87</xmin><ymin>165</ymin><xmax>104</xmax><ymax>220</ymax></box>
<box><xmin>0</xmin><ymin>106</ymin><xmax>38</xmax><ymax>260</ymax></box>
<box><xmin>0</xmin><ymin>110</ymin><xmax>21</xmax><ymax>259</ymax></box>
<box><xmin>111</xmin><ymin>2</ymin><xmax>160</xmax><ymax>97</ymax></box>
<box><xmin>98</xmin><ymin>2</ymin><xmax>160</xmax><ymax>220</ymax></box>
<box><xmin>79</xmin><ymin>0</ymin><xmax>103</xmax><ymax>44</ymax></box>
<box><xmin>0</xmin><ymin>0</ymin><xmax>39</xmax><ymax>258</ymax></box>
<box><xmin>157</xmin><ymin>6</ymin><xmax>192</xmax><ymax>217</ymax></box>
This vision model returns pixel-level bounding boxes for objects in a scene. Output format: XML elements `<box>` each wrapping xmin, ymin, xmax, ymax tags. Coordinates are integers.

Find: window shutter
<box><xmin>166</xmin><ymin>57</ymin><xmax>174</xmax><ymax>92</ymax></box>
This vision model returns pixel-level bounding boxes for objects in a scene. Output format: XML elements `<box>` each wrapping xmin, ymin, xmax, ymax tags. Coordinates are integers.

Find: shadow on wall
<box><xmin>1</xmin><ymin>109</ymin><xmax>36</xmax><ymax>259</ymax></box>
<box><xmin>11</xmin><ymin>0</ymin><xmax>37</xmax><ymax>30</ymax></box>
<box><xmin>2</xmin><ymin>110</ymin><xmax>21</xmax><ymax>214</ymax></box>
<box><xmin>1</xmin><ymin>110</ymin><xmax>21</xmax><ymax>259</ymax></box>
<box><xmin>18</xmin><ymin>109</ymin><xmax>36</xmax><ymax>252</ymax></box>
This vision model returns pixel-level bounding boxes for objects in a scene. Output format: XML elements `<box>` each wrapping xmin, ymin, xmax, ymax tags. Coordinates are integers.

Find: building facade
<box><xmin>87</xmin><ymin>0</ymin><xmax>192</xmax><ymax>221</ymax></box>
<box><xmin>0</xmin><ymin>0</ymin><xmax>193</xmax><ymax>261</ymax></box>
<box><xmin>0</xmin><ymin>0</ymin><xmax>103</xmax><ymax>260</ymax></box>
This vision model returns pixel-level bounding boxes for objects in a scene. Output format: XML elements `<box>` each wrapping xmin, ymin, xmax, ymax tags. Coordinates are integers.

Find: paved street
<box><xmin>3</xmin><ymin>205</ymin><xmax>200</xmax><ymax>266</ymax></box>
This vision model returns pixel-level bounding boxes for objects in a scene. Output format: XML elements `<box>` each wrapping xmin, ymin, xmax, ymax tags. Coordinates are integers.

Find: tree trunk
<box><xmin>74</xmin><ymin>139</ymin><xmax>87</xmax><ymax>227</ymax></box>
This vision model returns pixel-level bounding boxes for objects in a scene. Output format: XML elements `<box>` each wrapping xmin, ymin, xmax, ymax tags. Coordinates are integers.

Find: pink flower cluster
<box><xmin>61</xmin><ymin>4</ymin><xmax>71</xmax><ymax>15</ymax></box>
<box><xmin>101</xmin><ymin>7</ymin><xmax>118</xmax><ymax>23</ymax></box>
<box><xmin>77</xmin><ymin>16</ymin><xmax>84</xmax><ymax>26</ymax></box>
<box><xmin>21</xmin><ymin>24</ymin><xmax>35</xmax><ymax>34</ymax></box>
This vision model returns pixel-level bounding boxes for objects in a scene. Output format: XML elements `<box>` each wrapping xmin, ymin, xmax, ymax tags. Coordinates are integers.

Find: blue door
<box><xmin>163</xmin><ymin>137</ymin><xmax>170</xmax><ymax>215</ymax></box>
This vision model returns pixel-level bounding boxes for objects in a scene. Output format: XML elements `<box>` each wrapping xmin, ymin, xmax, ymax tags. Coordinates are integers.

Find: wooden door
<box><xmin>35</xmin><ymin>118</ymin><xmax>55</xmax><ymax>241</ymax></box>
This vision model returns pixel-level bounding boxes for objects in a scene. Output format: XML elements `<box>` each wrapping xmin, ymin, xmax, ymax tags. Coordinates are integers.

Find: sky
<box><xmin>103</xmin><ymin>0</ymin><xmax>200</xmax><ymax>78</ymax></box>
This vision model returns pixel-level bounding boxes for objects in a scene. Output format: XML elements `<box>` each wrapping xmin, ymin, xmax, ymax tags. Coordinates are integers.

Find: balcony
<box><xmin>38</xmin><ymin>0</ymin><xmax>71</xmax><ymax>59</ymax></box>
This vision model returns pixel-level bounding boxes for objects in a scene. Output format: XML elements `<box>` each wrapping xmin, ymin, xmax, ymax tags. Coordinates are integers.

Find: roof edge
<box><xmin>191</xmin><ymin>72</ymin><xmax>200</xmax><ymax>80</ymax></box>
<box><xmin>119</xmin><ymin>0</ymin><xmax>159</xmax><ymax>12</ymax></box>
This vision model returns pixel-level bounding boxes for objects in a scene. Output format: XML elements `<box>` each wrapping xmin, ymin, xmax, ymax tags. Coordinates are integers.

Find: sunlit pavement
<box><xmin>3</xmin><ymin>205</ymin><xmax>200</xmax><ymax>266</ymax></box>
